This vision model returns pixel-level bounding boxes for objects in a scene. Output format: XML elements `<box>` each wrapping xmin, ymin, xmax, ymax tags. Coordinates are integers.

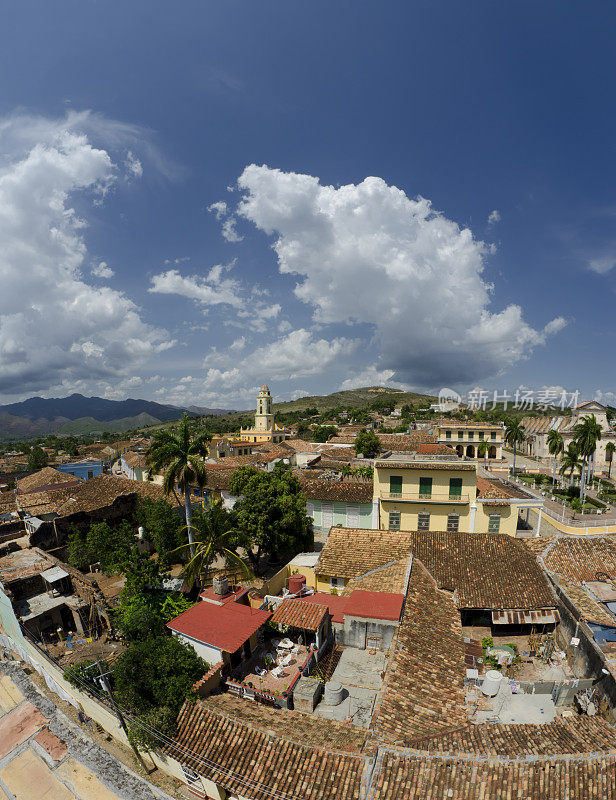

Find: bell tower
<box><xmin>255</xmin><ymin>384</ymin><xmax>273</xmax><ymax>432</ymax></box>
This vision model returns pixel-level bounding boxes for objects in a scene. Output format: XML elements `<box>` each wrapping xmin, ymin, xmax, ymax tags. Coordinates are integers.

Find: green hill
<box><xmin>270</xmin><ymin>386</ymin><xmax>435</xmax><ymax>415</ymax></box>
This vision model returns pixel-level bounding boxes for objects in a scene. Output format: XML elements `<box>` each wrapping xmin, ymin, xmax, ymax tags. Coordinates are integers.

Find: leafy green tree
<box><xmin>230</xmin><ymin>464</ymin><xmax>313</xmax><ymax>574</ymax></box>
<box><xmin>295</xmin><ymin>420</ymin><xmax>312</xmax><ymax>439</ymax></box>
<box><xmin>27</xmin><ymin>446</ymin><xmax>48</xmax><ymax>471</ymax></box>
<box><xmin>67</xmin><ymin>521</ymin><xmax>135</xmax><ymax>572</ymax></box>
<box><xmin>560</xmin><ymin>442</ymin><xmax>580</xmax><ymax>487</ymax></box>
<box><xmin>477</xmin><ymin>439</ymin><xmax>489</xmax><ymax>466</ymax></box>
<box><xmin>147</xmin><ymin>414</ymin><xmax>210</xmax><ymax>558</ymax></box>
<box><xmin>88</xmin><ymin>521</ymin><xmax>135</xmax><ymax>572</ymax></box>
<box><xmin>67</xmin><ymin>524</ymin><xmax>93</xmax><ymax>570</ymax></box>
<box><xmin>312</xmin><ymin>425</ymin><xmax>338</xmax><ymax>443</ymax></box>
<box><xmin>136</xmin><ymin>497</ymin><xmax>183</xmax><ymax>561</ymax></box>
<box><xmin>573</xmin><ymin>414</ymin><xmax>602</xmax><ymax>498</ymax></box>
<box><xmin>547</xmin><ymin>429</ymin><xmax>564</xmax><ymax>486</ymax></box>
<box><xmin>126</xmin><ymin>706</ymin><xmax>177</xmax><ymax>751</ymax></box>
<box><xmin>172</xmin><ymin>497</ymin><xmax>248</xmax><ymax>589</ymax></box>
<box><xmin>354</xmin><ymin>429</ymin><xmax>381</xmax><ymax>458</ymax></box>
<box><xmin>504</xmin><ymin>418</ymin><xmax>526</xmax><ymax>475</ymax></box>
<box><xmin>114</xmin><ymin>548</ymin><xmax>194</xmax><ymax>641</ymax></box>
<box><xmin>112</xmin><ymin>635</ymin><xmax>207</xmax><ymax>716</ymax></box>
<box><xmin>607</xmin><ymin>441</ymin><xmax>615</xmax><ymax>480</ymax></box>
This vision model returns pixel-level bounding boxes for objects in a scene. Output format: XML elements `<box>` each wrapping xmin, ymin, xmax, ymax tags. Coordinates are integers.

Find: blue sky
<box><xmin>1</xmin><ymin>1</ymin><xmax>615</xmax><ymax>409</ymax></box>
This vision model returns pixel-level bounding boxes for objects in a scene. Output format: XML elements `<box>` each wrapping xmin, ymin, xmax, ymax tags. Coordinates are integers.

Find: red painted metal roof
<box><xmin>167</xmin><ymin>599</ymin><xmax>271</xmax><ymax>653</ymax></box>
<box><xmin>291</xmin><ymin>590</ymin><xmax>404</xmax><ymax>623</ymax></box>
<box><xmin>343</xmin><ymin>590</ymin><xmax>405</xmax><ymax>622</ymax></box>
<box><xmin>199</xmin><ymin>586</ymin><xmax>248</xmax><ymax>605</ymax></box>
<box><xmin>295</xmin><ymin>592</ymin><xmax>350</xmax><ymax>623</ymax></box>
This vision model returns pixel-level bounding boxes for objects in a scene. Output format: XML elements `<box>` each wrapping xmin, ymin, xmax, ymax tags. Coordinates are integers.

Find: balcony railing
<box><xmin>381</xmin><ymin>492</ymin><xmax>470</xmax><ymax>503</ymax></box>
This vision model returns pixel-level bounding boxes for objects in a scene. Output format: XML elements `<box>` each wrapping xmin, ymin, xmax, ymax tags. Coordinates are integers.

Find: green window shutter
<box><xmin>488</xmin><ymin>514</ymin><xmax>501</xmax><ymax>533</ymax></box>
<box><xmin>491</xmin><ymin>432</ymin><xmax>496</xmax><ymax>440</ymax></box>
<box><xmin>419</xmin><ymin>477</ymin><xmax>432</xmax><ymax>498</ymax></box>
<box><xmin>446</xmin><ymin>431</ymin><xmax>451</xmax><ymax>439</ymax></box>
<box><xmin>389</xmin><ymin>511</ymin><xmax>401</xmax><ymax>530</ymax></box>
<box><xmin>390</xmin><ymin>476</ymin><xmax>403</xmax><ymax>495</ymax></box>
<box><xmin>449</xmin><ymin>478</ymin><xmax>462</xmax><ymax>498</ymax></box>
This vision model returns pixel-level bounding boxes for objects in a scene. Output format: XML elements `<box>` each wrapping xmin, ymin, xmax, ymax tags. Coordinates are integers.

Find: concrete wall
<box><xmin>57</xmin><ymin>462</ymin><xmax>103</xmax><ymax>481</ymax></box>
<box><xmin>474</xmin><ymin>503</ymin><xmax>517</xmax><ymax>536</ymax></box>
<box><xmin>551</xmin><ymin>577</ymin><xmax>616</xmax><ymax>717</ymax></box>
<box><xmin>306</xmin><ymin>500</ymin><xmax>373</xmax><ymax>530</ymax></box>
<box><xmin>173</xmin><ymin>631</ymin><xmax>222</xmax><ymax>667</ymax></box>
<box><xmin>334</xmin><ymin>616</ymin><xmax>397</xmax><ymax>650</ymax></box>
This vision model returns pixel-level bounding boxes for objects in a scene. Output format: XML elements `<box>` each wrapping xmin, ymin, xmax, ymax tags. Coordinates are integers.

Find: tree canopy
<box><xmin>27</xmin><ymin>446</ymin><xmax>48</xmax><ymax>471</ymax></box>
<box><xmin>136</xmin><ymin>497</ymin><xmax>183</xmax><ymax>561</ymax></box>
<box><xmin>229</xmin><ymin>464</ymin><xmax>313</xmax><ymax>574</ymax></box>
<box><xmin>311</xmin><ymin>424</ymin><xmax>338</xmax><ymax>443</ymax></box>
<box><xmin>67</xmin><ymin>520</ymin><xmax>135</xmax><ymax>572</ymax></box>
<box><xmin>113</xmin><ymin>635</ymin><xmax>206</xmax><ymax>727</ymax></box>
<box><xmin>354</xmin><ymin>429</ymin><xmax>381</xmax><ymax>458</ymax></box>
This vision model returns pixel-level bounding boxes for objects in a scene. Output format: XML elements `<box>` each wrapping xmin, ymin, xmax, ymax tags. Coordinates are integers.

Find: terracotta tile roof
<box><xmin>407</xmin><ymin>531</ymin><xmax>556</xmax><ymax>610</ymax></box>
<box><xmin>270</xmin><ymin>598</ymin><xmax>329</xmax><ymax>631</ymax></box>
<box><xmin>299</xmin><ymin>477</ymin><xmax>373</xmax><ymax>503</ymax></box>
<box><xmin>17</xmin><ymin>467</ymin><xmax>82</xmax><ymax>493</ymax></box>
<box><xmin>280</xmin><ymin>438</ymin><xmax>323</xmax><ymax>452</ymax></box>
<box><xmin>167</xmin><ymin>599</ymin><xmax>271</xmax><ymax>652</ymax></box>
<box><xmin>122</xmin><ymin>452</ymin><xmax>147</xmax><ymax>469</ymax></box>
<box><xmin>0</xmin><ymin>548</ymin><xmax>53</xmax><ymax>583</ymax></box>
<box><xmin>316</xmin><ymin>445</ymin><xmax>357</xmax><ymax>461</ymax></box>
<box><xmin>341</xmin><ymin>559</ymin><xmax>409</xmax><ymax>596</ymax></box>
<box><xmin>415</xmin><ymin>443</ymin><xmax>457</xmax><ymax>455</ymax></box>
<box><xmin>210</xmin><ymin>451</ymin><xmax>289</xmax><ymax>467</ymax></box>
<box><xmin>326</xmin><ymin>435</ymin><xmax>359</xmax><ymax>445</ymax></box>
<box><xmin>202</xmin><ymin>692</ymin><xmax>369</xmax><ymax>753</ymax></box>
<box><xmin>378</xmin><ymin>432</ymin><xmax>440</xmax><ymax>451</ymax></box>
<box><xmin>375</xmin><ymin>458</ymin><xmax>476</xmax><ymax>471</ymax></box>
<box><xmin>317</xmin><ymin>527</ymin><xmax>413</xmax><ymax>579</ymax></box>
<box><xmin>54</xmin><ymin>473</ymin><xmax>181</xmax><ymax>516</ymax></box>
<box><xmin>321</xmin><ymin>529</ymin><xmax>554</xmax><ymax>611</ymax></box>
<box><xmin>475</xmin><ymin>476</ymin><xmax>533</xmax><ymax>500</ymax></box>
<box><xmin>371</xmin><ymin>748</ymin><xmax>616</xmax><ymax>800</ymax></box>
<box><xmin>204</xmin><ymin>468</ymin><xmax>235</xmax><ymax>492</ymax></box>
<box><xmin>372</xmin><ymin>558</ymin><xmax>467</xmax><ymax>744</ymax></box>
<box><xmin>406</xmin><ymin>715</ymin><xmax>616</xmax><ymax>756</ymax></box>
<box><xmin>558</xmin><ymin>579</ymin><xmax>616</xmax><ymax>627</ymax></box>
<box><xmin>164</xmin><ymin>698</ymin><xmax>368</xmax><ymax>800</ymax></box>
<box><xmin>538</xmin><ymin>536</ymin><xmax>616</xmax><ymax>583</ymax></box>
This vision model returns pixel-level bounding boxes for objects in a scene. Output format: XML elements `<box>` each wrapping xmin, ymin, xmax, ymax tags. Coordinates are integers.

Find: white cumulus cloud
<box><xmin>91</xmin><ymin>261</ymin><xmax>115</xmax><ymax>279</ymax></box>
<box><xmin>236</xmin><ymin>166</ymin><xmax>565</xmax><ymax>389</ymax></box>
<box><xmin>488</xmin><ymin>209</ymin><xmax>501</xmax><ymax>225</ymax></box>
<box><xmin>0</xmin><ymin>111</ymin><xmax>171</xmax><ymax>398</ymax></box>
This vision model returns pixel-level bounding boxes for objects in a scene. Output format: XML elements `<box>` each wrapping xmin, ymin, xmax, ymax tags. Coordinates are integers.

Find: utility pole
<box><xmin>89</xmin><ymin>662</ymin><xmax>151</xmax><ymax>773</ymax></box>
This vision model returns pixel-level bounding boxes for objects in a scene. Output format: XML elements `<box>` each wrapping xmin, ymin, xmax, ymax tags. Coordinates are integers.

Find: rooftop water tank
<box><xmin>288</xmin><ymin>574</ymin><xmax>306</xmax><ymax>594</ymax></box>
<box><xmin>324</xmin><ymin>681</ymin><xmax>344</xmax><ymax>706</ymax></box>
<box><xmin>213</xmin><ymin>574</ymin><xmax>229</xmax><ymax>597</ymax></box>
<box><xmin>481</xmin><ymin>669</ymin><xmax>502</xmax><ymax>697</ymax></box>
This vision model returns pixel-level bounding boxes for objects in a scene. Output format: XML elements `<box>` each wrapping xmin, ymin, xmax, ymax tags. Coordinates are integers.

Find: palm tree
<box><xmin>573</xmin><ymin>414</ymin><xmax>602</xmax><ymax>499</ymax></box>
<box><xmin>171</xmin><ymin>497</ymin><xmax>249</xmax><ymax>589</ymax></box>
<box><xmin>559</xmin><ymin>442</ymin><xmax>580</xmax><ymax>487</ymax></box>
<box><xmin>147</xmin><ymin>414</ymin><xmax>210</xmax><ymax>558</ymax></box>
<box><xmin>547</xmin><ymin>429</ymin><xmax>564</xmax><ymax>487</ymax></box>
<box><xmin>504</xmin><ymin>418</ymin><xmax>526</xmax><ymax>476</ymax></box>
<box><xmin>477</xmin><ymin>439</ymin><xmax>489</xmax><ymax>467</ymax></box>
<box><xmin>607</xmin><ymin>441</ymin><xmax>615</xmax><ymax>480</ymax></box>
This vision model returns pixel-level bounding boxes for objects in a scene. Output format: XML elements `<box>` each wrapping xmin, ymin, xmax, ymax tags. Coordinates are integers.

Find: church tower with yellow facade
<box><xmin>240</xmin><ymin>384</ymin><xmax>290</xmax><ymax>443</ymax></box>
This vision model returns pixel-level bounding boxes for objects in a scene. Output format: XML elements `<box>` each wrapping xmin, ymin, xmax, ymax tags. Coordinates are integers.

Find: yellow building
<box><xmin>436</xmin><ymin>422</ymin><xmax>504</xmax><ymax>460</ymax></box>
<box><xmin>373</xmin><ymin>456</ymin><xmax>542</xmax><ymax>536</ymax></box>
<box><xmin>239</xmin><ymin>384</ymin><xmax>290</xmax><ymax>444</ymax></box>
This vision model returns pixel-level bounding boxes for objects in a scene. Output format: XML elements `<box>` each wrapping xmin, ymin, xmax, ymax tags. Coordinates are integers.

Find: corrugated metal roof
<box><xmin>491</xmin><ymin>609</ymin><xmax>560</xmax><ymax>625</ymax></box>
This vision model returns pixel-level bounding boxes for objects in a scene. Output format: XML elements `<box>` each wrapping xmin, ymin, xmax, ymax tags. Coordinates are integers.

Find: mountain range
<box><xmin>0</xmin><ymin>394</ymin><xmax>233</xmax><ymax>440</ymax></box>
